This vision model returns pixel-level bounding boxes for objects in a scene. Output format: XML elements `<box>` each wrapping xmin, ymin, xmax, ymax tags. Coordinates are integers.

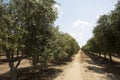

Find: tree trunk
<box><xmin>104</xmin><ymin>53</ymin><xmax>106</xmax><ymax>59</ymax></box>
<box><xmin>10</xmin><ymin>66</ymin><xmax>17</xmax><ymax>80</ymax></box>
<box><xmin>108</xmin><ymin>53</ymin><xmax>112</xmax><ymax>61</ymax></box>
<box><xmin>5</xmin><ymin>49</ymin><xmax>23</xmax><ymax>80</ymax></box>
<box><xmin>99</xmin><ymin>53</ymin><xmax>101</xmax><ymax>57</ymax></box>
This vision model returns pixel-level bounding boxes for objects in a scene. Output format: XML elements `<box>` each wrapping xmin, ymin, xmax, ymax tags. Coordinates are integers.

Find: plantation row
<box><xmin>82</xmin><ymin>1</ymin><xmax>120</xmax><ymax>61</ymax></box>
<box><xmin>0</xmin><ymin>0</ymin><xmax>79</xmax><ymax>80</ymax></box>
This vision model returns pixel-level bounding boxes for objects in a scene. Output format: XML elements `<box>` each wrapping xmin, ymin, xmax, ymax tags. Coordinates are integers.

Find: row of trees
<box><xmin>82</xmin><ymin>1</ymin><xmax>120</xmax><ymax>61</ymax></box>
<box><xmin>0</xmin><ymin>0</ymin><xmax>79</xmax><ymax>80</ymax></box>
<box><xmin>31</xmin><ymin>27</ymin><xmax>80</xmax><ymax>69</ymax></box>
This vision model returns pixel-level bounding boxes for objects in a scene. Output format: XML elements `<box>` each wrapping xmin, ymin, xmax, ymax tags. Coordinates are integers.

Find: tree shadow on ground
<box><xmin>17</xmin><ymin>57</ymin><xmax>73</xmax><ymax>80</ymax></box>
<box><xmin>84</xmin><ymin>52</ymin><xmax>120</xmax><ymax>80</ymax></box>
<box><xmin>87</xmin><ymin>66</ymin><xmax>105</xmax><ymax>74</ymax></box>
<box><xmin>0</xmin><ymin>57</ymin><xmax>73</xmax><ymax>80</ymax></box>
<box><xmin>0</xmin><ymin>66</ymin><xmax>62</xmax><ymax>80</ymax></box>
<box><xmin>18</xmin><ymin>67</ymin><xmax>62</xmax><ymax>80</ymax></box>
<box><xmin>50</xmin><ymin>57</ymin><xmax>72</xmax><ymax>66</ymax></box>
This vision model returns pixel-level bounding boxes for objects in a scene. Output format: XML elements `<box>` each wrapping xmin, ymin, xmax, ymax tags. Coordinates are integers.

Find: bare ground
<box><xmin>54</xmin><ymin>50</ymin><xmax>117</xmax><ymax>80</ymax></box>
<box><xmin>0</xmin><ymin>59</ymin><xmax>30</xmax><ymax>75</ymax></box>
<box><xmin>0</xmin><ymin>50</ymin><xmax>120</xmax><ymax>80</ymax></box>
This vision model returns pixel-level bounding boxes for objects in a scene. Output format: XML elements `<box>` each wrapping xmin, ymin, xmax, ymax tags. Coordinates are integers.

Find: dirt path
<box><xmin>54</xmin><ymin>50</ymin><xmax>116</xmax><ymax>80</ymax></box>
<box><xmin>54</xmin><ymin>51</ymin><xmax>83</xmax><ymax>80</ymax></box>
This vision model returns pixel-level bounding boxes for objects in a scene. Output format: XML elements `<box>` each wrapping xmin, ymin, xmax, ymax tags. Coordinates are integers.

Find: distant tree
<box><xmin>82</xmin><ymin>1</ymin><xmax>120</xmax><ymax>61</ymax></box>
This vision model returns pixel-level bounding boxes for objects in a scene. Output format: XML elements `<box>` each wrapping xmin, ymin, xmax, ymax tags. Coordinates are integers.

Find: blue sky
<box><xmin>55</xmin><ymin>0</ymin><xmax>118</xmax><ymax>47</ymax></box>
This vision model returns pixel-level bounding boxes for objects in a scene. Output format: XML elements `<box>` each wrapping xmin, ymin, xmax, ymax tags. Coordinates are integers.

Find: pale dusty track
<box><xmin>55</xmin><ymin>50</ymin><xmax>83</xmax><ymax>80</ymax></box>
<box><xmin>54</xmin><ymin>50</ymin><xmax>115</xmax><ymax>80</ymax></box>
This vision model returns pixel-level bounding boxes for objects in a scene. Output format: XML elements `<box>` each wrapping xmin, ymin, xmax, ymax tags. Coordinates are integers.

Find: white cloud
<box><xmin>69</xmin><ymin>19</ymin><xmax>94</xmax><ymax>46</ymax></box>
<box><xmin>70</xmin><ymin>33</ymin><xmax>83</xmax><ymax>37</ymax></box>
<box><xmin>72</xmin><ymin>20</ymin><xmax>90</xmax><ymax>28</ymax></box>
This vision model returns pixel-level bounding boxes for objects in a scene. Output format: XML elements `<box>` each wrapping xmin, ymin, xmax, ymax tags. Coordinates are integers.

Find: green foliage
<box><xmin>31</xmin><ymin>27</ymin><xmax>80</xmax><ymax>68</ymax></box>
<box><xmin>82</xmin><ymin>1</ymin><xmax>120</xmax><ymax>61</ymax></box>
<box><xmin>0</xmin><ymin>0</ymin><xmax>80</xmax><ymax>79</ymax></box>
<box><xmin>0</xmin><ymin>0</ymin><xmax>26</xmax><ymax>57</ymax></box>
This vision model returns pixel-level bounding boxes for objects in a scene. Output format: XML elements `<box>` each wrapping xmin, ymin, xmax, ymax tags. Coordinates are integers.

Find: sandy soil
<box><xmin>54</xmin><ymin>50</ymin><xmax>116</xmax><ymax>80</ymax></box>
